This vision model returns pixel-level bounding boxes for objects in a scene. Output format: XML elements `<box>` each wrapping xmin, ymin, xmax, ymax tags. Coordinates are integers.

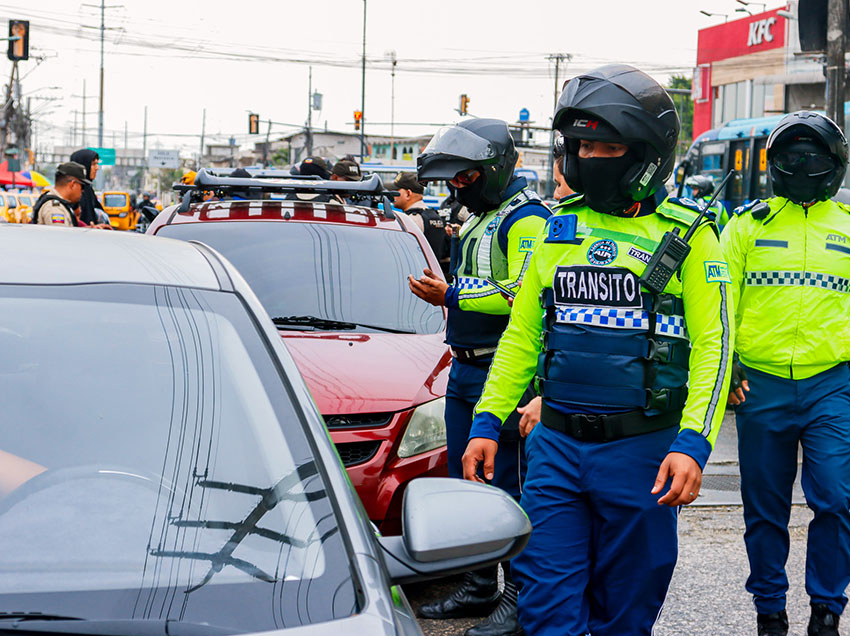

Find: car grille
<box><xmin>335</xmin><ymin>440</ymin><xmax>382</xmax><ymax>467</ymax></box>
<box><xmin>324</xmin><ymin>412</ymin><xmax>393</xmax><ymax>429</ymax></box>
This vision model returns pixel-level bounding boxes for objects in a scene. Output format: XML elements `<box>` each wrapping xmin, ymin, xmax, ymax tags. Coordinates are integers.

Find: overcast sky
<box><xmin>7</xmin><ymin>0</ymin><xmax>781</xmax><ymax>156</ymax></box>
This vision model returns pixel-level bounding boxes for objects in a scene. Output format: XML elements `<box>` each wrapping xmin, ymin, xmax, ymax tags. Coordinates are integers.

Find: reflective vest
<box><xmin>447</xmin><ymin>187</ymin><xmax>545</xmax><ymax>350</ymax></box>
<box><xmin>722</xmin><ymin>196</ymin><xmax>850</xmax><ymax>379</ymax></box>
<box><xmin>536</xmin><ymin>199</ymin><xmax>700</xmax><ymax>415</ymax></box>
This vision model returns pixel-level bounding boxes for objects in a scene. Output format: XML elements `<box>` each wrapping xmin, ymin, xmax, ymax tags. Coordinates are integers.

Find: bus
<box><xmin>677</xmin><ymin>106</ymin><xmax>850</xmax><ymax>212</ymax></box>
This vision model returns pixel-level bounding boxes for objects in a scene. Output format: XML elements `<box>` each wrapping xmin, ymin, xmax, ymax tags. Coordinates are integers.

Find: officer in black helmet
<box><xmin>462</xmin><ymin>66</ymin><xmax>732</xmax><ymax>635</ymax></box>
<box><xmin>722</xmin><ymin>111</ymin><xmax>850</xmax><ymax>636</ymax></box>
<box><xmin>686</xmin><ymin>174</ymin><xmax>730</xmax><ymax>231</ymax></box>
<box><xmin>409</xmin><ymin>118</ymin><xmax>550</xmax><ymax>636</ymax></box>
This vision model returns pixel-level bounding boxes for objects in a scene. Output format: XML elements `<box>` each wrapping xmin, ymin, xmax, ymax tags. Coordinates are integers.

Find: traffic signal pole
<box><xmin>825</xmin><ymin>0</ymin><xmax>846</xmax><ymax>131</ymax></box>
<box><xmin>360</xmin><ymin>0</ymin><xmax>366</xmax><ymax>161</ymax></box>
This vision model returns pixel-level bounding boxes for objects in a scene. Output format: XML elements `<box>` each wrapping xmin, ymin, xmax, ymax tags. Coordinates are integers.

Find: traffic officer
<box><xmin>463</xmin><ymin>65</ymin><xmax>733</xmax><ymax>636</ymax></box>
<box><xmin>721</xmin><ymin>111</ymin><xmax>850</xmax><ymax>636</ymax></box>
<box><xmin>686</xmin><ymin>173</ymin><xmax>730</xmax><ymax>230</ymax></box>
<box><xmin>409</xmin><ymin>118</ymin><xmax>550</xmax><ymax>636</ymax></box>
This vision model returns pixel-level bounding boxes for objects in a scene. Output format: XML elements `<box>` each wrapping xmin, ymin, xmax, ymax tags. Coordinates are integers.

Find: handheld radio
<box><xmin>638</xmin><ymin>170</ymin><xmax>733</xmax><ymax>295</ymax></box>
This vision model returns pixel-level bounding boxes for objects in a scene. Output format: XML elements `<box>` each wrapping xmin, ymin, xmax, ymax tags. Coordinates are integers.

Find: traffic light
<box><xmin>7</xmin><ymin>20</ymin><xmax>28</xmax><ymax>62</ymax></box>
<box><xmin>354</xmin><ymin>110</ymin><xmax>362</xmax><ymax>131</ymax></box>
<box><xmin>248</xmin><ymin>113</ymin><xmax>260</xmax><ymax>135</ymax></box>
<box><xmin>459</xmin><ymin>94</ymin><xmax>470</xmax><ymax>116</ymax></box>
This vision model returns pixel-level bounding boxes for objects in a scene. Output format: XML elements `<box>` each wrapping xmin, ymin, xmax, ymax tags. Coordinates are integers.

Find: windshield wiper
<box><xmin>0</xmin><ymin>618</ymin><xmax>235</xmax><ymax>636</ymax></box>
<box><xmin>272</xmin><ymin>315</ymin><xmax>415</xmax><ymax>334</ymax></box>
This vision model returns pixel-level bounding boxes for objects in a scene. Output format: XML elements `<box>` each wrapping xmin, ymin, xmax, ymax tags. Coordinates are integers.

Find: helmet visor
<box><xmin>422</xmin><ymin>126</ymin><xmax>496</xmax><ymax>162</ymax></box>
<box><xmin>773</xmin><ymin>151</ymin><xmax>836</xmax><ymax>177</ymax></box>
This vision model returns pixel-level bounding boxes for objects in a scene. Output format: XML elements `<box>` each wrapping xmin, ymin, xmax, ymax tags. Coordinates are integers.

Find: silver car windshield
<box><xmin>0</xmin><ymin>283</ymin><xmax>355</xmax><ymax>632</ymax></box>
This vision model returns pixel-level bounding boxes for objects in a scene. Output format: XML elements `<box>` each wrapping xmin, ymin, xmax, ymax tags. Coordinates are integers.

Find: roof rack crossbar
<box><xmin>182</xmin><ymin>169</ymin><xmax>395</xmax><ymax>197</ymax></box>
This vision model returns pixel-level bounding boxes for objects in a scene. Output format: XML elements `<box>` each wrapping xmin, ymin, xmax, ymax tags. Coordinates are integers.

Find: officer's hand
<box><xmin>501</xmin><ymin>280</ymin><xmax>520</xmax><ymax>307</ymax></box>
<box><xmin>462</xmin><ymin>437</ymin><xmax>498</xmax><ymax>483</ymax></box>
<box><xmin>727</xmin><ymin>362</ymin><xmax>750</xmax><ymax>406</ymax></box>
<box><xmin>408</xmin><ymin>268</ymin><xmax>448</xmax><ymax>306</ymax></box>
<box><xmin>517</xmin><ymin>396</ymin><xmax>541</xmax><ymax>437</ymax></box>
<box><xmin>651</xmin><ymin>452</ymin><xmax>702</xmax><ymax>506</ymax></box>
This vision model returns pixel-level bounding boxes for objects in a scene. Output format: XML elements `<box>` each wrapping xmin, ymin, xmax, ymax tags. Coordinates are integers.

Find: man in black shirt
<box><xmin>394</xmin><ymin>172</ymin><xmax>449</xmax><ymax>276</ymax></box>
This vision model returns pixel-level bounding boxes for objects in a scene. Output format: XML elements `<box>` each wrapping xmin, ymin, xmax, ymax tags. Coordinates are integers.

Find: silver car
<box><xmin>0</xmin><ymin>226</ymin><xmax>530</xmax><ymax>636</ymax></box>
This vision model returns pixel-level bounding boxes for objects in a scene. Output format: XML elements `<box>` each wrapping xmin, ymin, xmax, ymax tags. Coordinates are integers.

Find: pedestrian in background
<box><xmin>330</xmin><ymin>158</ymin><xmax>362</xmax><ymax>181</ymax></box>
<box><xmin>69</xmin><ymin>149</ymin><xmax>112</xmax><ymax>229</ymax></box>
<box><xmin>393</xmin><ymin>172</ymin><xmax>449</xmax><ymax>276</ymax></box>
<box><xmin>722</xmin><ymin>111</ymin><xmax>850</xmax><ymax>636</ymax></box>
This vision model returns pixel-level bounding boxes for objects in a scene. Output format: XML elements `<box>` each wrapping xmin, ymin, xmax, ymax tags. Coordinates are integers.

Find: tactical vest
<box><xmin>407</xmin><ymin>205</ymin><xmax>447</xmax><ymax>260</ymax></box>
<box><xmin>447</xmin><ymin>188</ymin><xmax>543</xmax><ymax>350</ymax></box>
<box><xmin>537</xmin><ymin>197</ymin><xmax>702</xmax><ymax>415</ymax></box>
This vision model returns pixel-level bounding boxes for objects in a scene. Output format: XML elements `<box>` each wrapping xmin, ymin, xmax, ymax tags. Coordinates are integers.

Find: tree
<box><xmin>668</xmin><ymin>75</ymin><xmax>694</xmax><ymax>158</ymax></box>
<box><xmin>271</xmin><ymin>147</ymin><xmax>290</xmax><ymax>167</ymax></box>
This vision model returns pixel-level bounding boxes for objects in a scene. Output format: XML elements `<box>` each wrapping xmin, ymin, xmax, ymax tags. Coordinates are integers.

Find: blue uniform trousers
<box><xmin>446</xmin><ymin>359</ymin><xmax>527</xmax><ymax>500</ymax></box>
<box><xmin>736</xmin><ymin>362</ymin><xmax>850</xmax><ymax>615</ymax></box>
<box><xmin>513</xmin><ymin>421</ymin><xmax>679</xmax><ymax>636</ymax></box>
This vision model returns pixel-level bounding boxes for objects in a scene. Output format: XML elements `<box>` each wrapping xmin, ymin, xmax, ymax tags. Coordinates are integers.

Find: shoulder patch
<box><xmin>732</xmin><ymin>199</ymin><xmax>770</xmax><ymax>219</ymax></box>
<box><xmin>704</xmin><ymin>261</ymin><xmax>731</xmax><ymax>284</ymax></box>
<box><xmin>668</xmin><ymin>196</ymin><xmax>703</xmax><ymax>213</ymax></box>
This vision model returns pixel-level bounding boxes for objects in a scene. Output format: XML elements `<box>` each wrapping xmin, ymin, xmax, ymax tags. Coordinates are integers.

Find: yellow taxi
<box><xmin>15</xmin><ymin>192</ymin><xmax>35</xmax><ymax>223</ymax></box>
<box><xmin>101</xmin><ymin>191</ymin><xmax>138</xmax><ymax>231</ymax></box>
<box><xmin>1</xmin><ymin>193</ymin><xmax>21</xmax><ymax>223</ymax></box>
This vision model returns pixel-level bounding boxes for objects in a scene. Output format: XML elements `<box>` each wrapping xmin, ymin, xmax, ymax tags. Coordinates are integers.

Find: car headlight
<box><xmin>118</xmin><ymin>212</ymin><xmax>127</xmax><ymax>218</ymax></box>
<box><xmin>397</xmin><ymin>397</ymin><xmax>446</xmax><ymax>459</ymax></box>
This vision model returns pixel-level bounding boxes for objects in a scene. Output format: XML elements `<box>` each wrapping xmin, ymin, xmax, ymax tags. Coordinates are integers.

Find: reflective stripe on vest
<box><xmin>457</xmin><ymin>188</ymin><xmax>542</xmax><ymax>281</ymax></box>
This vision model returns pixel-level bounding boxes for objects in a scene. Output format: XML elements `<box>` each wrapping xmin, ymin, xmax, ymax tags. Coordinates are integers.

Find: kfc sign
<box><xmin>747</xmin><ymin>17</ymin><xmax>777</xmax><ymax>47</ymax></box>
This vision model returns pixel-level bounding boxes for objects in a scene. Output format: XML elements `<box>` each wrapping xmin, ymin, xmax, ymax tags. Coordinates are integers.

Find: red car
<box><xmin>149</xmin><ymin>174</ymin><xmax>450</xmax><ymax>534</ymax></box>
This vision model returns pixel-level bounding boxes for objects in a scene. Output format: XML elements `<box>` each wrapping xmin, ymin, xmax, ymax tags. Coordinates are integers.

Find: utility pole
<box><xmin>142</xmin><ymin>105</ymin><xmax>147</xmax><ymax>158</ymax></box>
<box><xmin>82</xmin><ymin>79</ymin><xmax>86</xmax><ymax>146</ymax></box>
<box><xmin>360</xmin><ymin>0</ymin><xmax>367</xmax><ymax>160</ymax></box>
<box><xmin>388</xmin><ymin>50</ymin><xmax>396</xmax><ymax>163</ymax></box>
<box><xmin>306</xmin><ymin>65</ymin><xmax>313</xmax><ymax>157</ymax></box>
<box><xmin>546</xmin><ymin>53</ymin><xmax>571</xmax><ymax>197</ymax></box>
<box><xmin>263</xmin><ymin>119</ymin><xmax>272</xmax><ymax>167</ymax></box>
<box><xmin>198</xmin><ymin>107</ymin><xmax>205</xmax><ymax>169</ymax></box>
<box><xmin>98</xmin><ymin>0</ymin><xmax>104</xmax><ymax>146</ymax></box>
<box><xmin>825</xmin><ymin>0</ymin><xmax>846</xmax><ymax>131</ymax></box>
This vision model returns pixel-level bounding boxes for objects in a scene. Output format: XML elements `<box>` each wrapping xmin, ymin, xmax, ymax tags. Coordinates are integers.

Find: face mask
<box><xmin>453</xmin><ymin>176</ymin><xmax>497</xmax><ymax>214</ymax></box>
<box><xmin>577</xmin><ymin>153</ymin><xmax>637</xmax><ymax>214</ymax></box>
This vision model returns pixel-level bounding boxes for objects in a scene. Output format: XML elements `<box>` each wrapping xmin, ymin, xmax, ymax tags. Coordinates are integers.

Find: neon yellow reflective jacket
<box><xmin>471</xmin><ymin>195</ymin><xmax>734</xmax><ymax>468</ymax></box>
<box><xmin>721</xmin><ymin>196</ymin><xmax>850</xmax><ymax>379</ymax></box>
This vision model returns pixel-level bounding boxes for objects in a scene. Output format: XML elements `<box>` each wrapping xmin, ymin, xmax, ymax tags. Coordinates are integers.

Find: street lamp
<box><xmin>699</xmin><ymin>10</ymin><xmax>729</xmax><ymax>21</ymax></box>
<box><xmin>736</xmin><ymin>0</ymin><xmax>767</xmax><ymax>10</ymax></box>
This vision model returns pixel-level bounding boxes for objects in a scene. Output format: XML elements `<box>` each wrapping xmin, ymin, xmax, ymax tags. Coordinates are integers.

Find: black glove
<box><xmin>730</xmin><ymin>361</ymin><xmax>748</xmax><ymax>393</ymax></box>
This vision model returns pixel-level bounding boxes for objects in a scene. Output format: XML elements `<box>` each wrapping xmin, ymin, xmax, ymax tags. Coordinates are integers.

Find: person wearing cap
<box><xmin>394</xmin><ymin>172</ymin><xmax>449</xmax><ymax>276</ymax></box>
<box><xmin>462</xmin><ymin>65</ymin><xmax>732</xmax><ymax>635</ymax></box>
<box><xmin>330</xmin><ymin>159</ymin><xmax>362</xmax><ymax>181</ymax></box>
<box><xmin>31</xmin><ymin>162</ymin><xmax>89</xmax><ymax>226</ymax></box>
<box><xmin>722</xmin><ymin>111</ymin><xmax>850</xmax><ymax>636</ymax></box>
<box><xmin>411</xmin><ymin>119</ymin><xmax>550</xmax><ymax>636</ymax></box>
<box><xmin>298</xmin><ymin>156</ymin><xmax>331</xmax><ymax>179</ymax></box>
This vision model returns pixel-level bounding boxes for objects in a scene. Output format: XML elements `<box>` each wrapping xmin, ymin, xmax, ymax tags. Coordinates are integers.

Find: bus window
<box><xmin>699</xmin><ymin>141</ymin><xmax>726</xmax><ymax>181</ymax></box>
<box><xmin>752</xmin><ymin>137</ymin><xmax>771</xmax><ymax>200</ymax></box>
<box><xmin>727</xmin><ymin>140</ymin><xmax>750</xmax><ymax>208</ymax></box>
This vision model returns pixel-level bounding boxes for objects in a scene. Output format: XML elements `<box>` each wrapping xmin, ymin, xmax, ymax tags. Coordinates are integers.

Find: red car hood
<box><xmin>280</xmin><ymin>331</ymin><xmax>451</xmax><ymax>415</ymax></box>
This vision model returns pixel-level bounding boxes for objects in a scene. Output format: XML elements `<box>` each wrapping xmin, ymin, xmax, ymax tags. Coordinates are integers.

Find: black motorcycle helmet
<box><xmin>417</xmin><ymin>118</ymin><xmax>519</xmax><ymax>211</ymax></box>
<box><xmin>552</xmin><ymin>64</ymin><xmax>680</xmax><ymax>202</ymax></box>
<box><xmin>685</xmin><ymin>174</ymin><xmax>715</xmax><ymax>198</ymax></box>
<box><xmin>767</xmin><ymin>111</ymin><xmax>848</xmax><ymax>204</ymax></box>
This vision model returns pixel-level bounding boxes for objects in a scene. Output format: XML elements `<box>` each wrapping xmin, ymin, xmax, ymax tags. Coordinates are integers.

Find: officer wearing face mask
<box><xmin>408</xmin><ymin>118</ymin><xmax>550</xmax><ymax>636</ymax></box>
<box><xmin>462</xmin><ymin>65</ymin><xmax>733</xmax><ymax>636</ymax></box>
<box><xmin>721</xmin><ymin>111</ymin><xmax>850</xmax><ymax>636</ymax></box>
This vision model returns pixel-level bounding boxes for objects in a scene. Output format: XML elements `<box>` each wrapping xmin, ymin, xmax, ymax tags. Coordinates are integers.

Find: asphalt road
<box><xmin>406</xmin><ymin>412</ymin><xmax>820</xmax><ymax>635</ymax></box>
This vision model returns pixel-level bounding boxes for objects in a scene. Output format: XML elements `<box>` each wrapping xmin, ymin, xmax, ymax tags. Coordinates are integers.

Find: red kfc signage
<box><xmin>697</xmin><ymin>7</ymin><xmax>786</xmax><ymax>64</ymax></box>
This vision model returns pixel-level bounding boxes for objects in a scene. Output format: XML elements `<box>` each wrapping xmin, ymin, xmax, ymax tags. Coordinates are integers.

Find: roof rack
<box><xmin>173</xmin><ymin>168</ymin><xmax>399</xmax><ymax>219</ymax></box>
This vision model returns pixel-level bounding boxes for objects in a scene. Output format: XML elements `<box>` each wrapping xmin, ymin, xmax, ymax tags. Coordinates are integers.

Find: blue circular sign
<box><xmin>519</xmin><ymin>108</ymin><xmax>530</xmax><ymax>123</ymax></box>
<box><xmin>587</xmin><ymin>239</ymin><xmax>618</xmax><ymax>265</ymax></box>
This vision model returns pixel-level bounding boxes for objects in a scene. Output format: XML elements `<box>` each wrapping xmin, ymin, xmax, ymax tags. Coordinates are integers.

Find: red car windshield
<box><xmin>158</xmin><ymin>221</ymin><xmax>444</xmax><ymax>335</ymax></box>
